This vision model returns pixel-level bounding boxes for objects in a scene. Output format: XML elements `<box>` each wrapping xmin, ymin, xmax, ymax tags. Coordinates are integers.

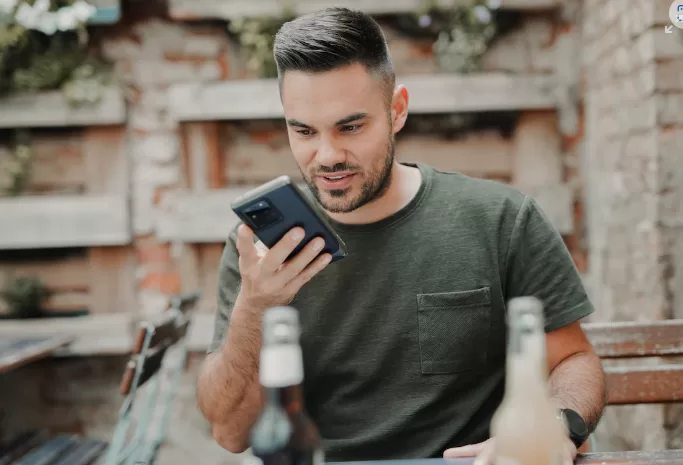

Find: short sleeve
<box><xmin>504</xmin><ymin>196</ymin><xmax>594</xmax><ymax>332</ymax></box>
<box><xmin>207</xmin><ymin>227</ymin><xmax>242</xmax><ymax>353</ymax></box>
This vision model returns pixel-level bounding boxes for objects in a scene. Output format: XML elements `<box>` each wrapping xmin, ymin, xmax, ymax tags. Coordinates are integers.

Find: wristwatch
<box><xmin>557</xmin><ymin>408</ymin><xmax>589</xmax><ymax>449</ymax></box>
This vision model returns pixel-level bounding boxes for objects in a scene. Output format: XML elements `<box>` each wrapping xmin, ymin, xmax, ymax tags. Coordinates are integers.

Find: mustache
<box><xmin>313</xmin><ymin>163</ymin><xmax>361</xmax><ymax>175</ymax></box>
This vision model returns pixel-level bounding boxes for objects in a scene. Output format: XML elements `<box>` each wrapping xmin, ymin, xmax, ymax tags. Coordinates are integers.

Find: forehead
<box><xmin>280</xmin><ymin>63</ymin><xmax>386</xmax><ymax>125</ymax></box>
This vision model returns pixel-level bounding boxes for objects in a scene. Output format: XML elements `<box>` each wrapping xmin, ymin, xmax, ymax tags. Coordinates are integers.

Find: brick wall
<box><xmin>581</xmin><ymin>0</ymin><xmax>683</xmax><ymax>451</ymax></box>
<box><xmin>0</xmin><ymin>0</ymin><xmax>627</xmax><ymax>460</ymax></box>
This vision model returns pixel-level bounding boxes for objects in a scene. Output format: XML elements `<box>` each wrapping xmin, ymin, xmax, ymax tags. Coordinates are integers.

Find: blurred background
<box><xmin>0</xmin><ymin>0</ymin><xmax>681</xmax><ymax>464</ymax></box>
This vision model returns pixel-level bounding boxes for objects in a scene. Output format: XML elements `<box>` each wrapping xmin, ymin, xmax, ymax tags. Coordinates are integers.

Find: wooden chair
<box><xmin>101</xmin><ymin>291</ymin><xmax>201</xmax><ymax>465</ymax></box>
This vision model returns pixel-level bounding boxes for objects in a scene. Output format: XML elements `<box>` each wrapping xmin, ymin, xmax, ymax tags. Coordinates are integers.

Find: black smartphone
<box><xmin>231</xmin><ymin>176</ymin><xmax>348</xmax><ymax>263</ymax></box>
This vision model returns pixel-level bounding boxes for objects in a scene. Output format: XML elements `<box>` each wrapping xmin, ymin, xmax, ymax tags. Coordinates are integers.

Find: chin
<box><xmin>319</xmin><ymin>190</ymin><xmax>359</xmax><ymax>214</ymax></box>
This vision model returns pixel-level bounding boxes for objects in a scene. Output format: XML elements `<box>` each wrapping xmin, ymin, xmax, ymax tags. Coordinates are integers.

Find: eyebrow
<box><xmin>286</xmin><ymin>112</ymin><xmax>369</xmax><ymax>129</ymax></box>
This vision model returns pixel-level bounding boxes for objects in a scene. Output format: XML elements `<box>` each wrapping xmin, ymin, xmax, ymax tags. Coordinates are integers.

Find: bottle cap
<box><xmin>262</xmin><ymin>306</ymin><xmax>301</xmax><ymax>345</ymax></box>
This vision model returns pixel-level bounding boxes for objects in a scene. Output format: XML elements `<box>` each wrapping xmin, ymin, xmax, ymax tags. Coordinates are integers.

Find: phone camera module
<box><xmin>244</xmin><ymin>199</ymin><xmax>283</xmax><ymax>229</ymax></box>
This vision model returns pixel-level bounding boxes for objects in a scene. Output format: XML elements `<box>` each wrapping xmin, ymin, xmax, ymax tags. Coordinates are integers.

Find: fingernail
<box><xmin>291</xmin><ymin>229</ymin><xmax>304</xmax><ymax>241</ymax></box>
<box><xmin>323</xmin><ymin>254</ymin><xmax>332</xmax><ymax>264</ymax></box>
<box><xmin>313</xmin><ymin>238</ymin><xmax>325</xmax><ymax>251</ymax></box>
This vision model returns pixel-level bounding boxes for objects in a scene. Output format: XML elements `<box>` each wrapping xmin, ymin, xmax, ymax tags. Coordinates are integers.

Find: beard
<box><xmin>303</xmin><ymin>136</ymin><xmax>395</xmax><ymax>214</ymax></box>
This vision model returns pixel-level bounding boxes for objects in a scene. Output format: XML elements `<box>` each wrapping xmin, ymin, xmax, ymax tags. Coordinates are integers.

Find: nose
<box><xmin>316</xmin><ymin>135</ymin><xmax>346</xmax><ymax>167</ymax></box>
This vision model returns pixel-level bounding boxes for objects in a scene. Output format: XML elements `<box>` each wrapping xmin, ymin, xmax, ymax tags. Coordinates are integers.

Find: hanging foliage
<box><xmin>0</xmin><ymin>128</ymin><xmax>32</xmax><ymax>196</ymax></box>
<box><xmin>0</xmin><ymin>0</ymin><xmax>112</xmax><ymax>104</ymax></box>
<box><xmin>228</xmin><ymin>11</ymin><xmax>294</xmax><ymax>79</ymax></box>
<box><xmin>400</xmin><ymin>0</ymin><xmax>499</xmax><ymax>74</ymax></box>
<box><xmin>0</xmin><ymin>275</ymin><xmax>49</xmax><ymax>319</ymax></box>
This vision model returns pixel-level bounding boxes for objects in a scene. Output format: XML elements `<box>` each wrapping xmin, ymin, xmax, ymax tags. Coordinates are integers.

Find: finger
<box><xmin>284</xmin><ymin>252</ymin><xmax>332</xmax><ymax>293</ymax></box>
<box><xmin>277</xmin><ymin>236</ymin><xmax>326</xmax><ymax>283</ymax></box>
<box><xmin>261</xmin><ymin>227</ymin><xmax>305</xmax><ymax>272</ymax></box>
<box><xmin>443</xmin><ymin>441</ymin><xmax>488</xmax><ymax>458</ymax></box>
<box><xmin>236</xmin><ymin>224</ymin><xmax>258</xmax><ymax>262</ymax></box>
<box><xmin>474</xmin><ymin>440</ymin><xmax>495</xmax><ymax>465</ymax></box>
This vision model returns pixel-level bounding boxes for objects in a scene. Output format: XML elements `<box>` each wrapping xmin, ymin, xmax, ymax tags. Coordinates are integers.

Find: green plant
<box><xmin>0</xmin><ymin>0</ymin><xmax>112</xmax><ymax>104</ymax></box>
<box><xmin>228</xmin><ymin>12</ymin><xmax>293</xmax><ymax>78</ymax></box>
<box><xmin>414</xmin><ymin>0</ymin><xmax>498</xmax><ymax>73</ymax></box>
<box><xmin>0</xmin><ymin>275</ymin><xmax>49</xmax><ymax>319</ymax></box>
<box><xmin>0</xmin><ymin>128</ymin><xmax>32</xmax><ymax>196</ymax></box>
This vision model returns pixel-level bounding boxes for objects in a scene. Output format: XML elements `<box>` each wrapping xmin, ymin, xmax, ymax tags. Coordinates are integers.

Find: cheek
<box><xmin>287</xmin><ymin>136</ymin><xmax>316</xmax><ymax>168</ymax></box>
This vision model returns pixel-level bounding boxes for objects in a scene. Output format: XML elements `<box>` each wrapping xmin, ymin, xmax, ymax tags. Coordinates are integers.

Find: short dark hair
<box><xmin>273</xmin><ymin>7</ymin><xmax>395</xmax><ymax>99</ymax></box>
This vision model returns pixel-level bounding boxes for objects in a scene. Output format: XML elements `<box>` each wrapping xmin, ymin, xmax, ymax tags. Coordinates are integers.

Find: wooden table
<box><xmin>328</xmin><ymin>450</ymin><xmax>683</xmax><ymax>465</ymax></box>
<box><xmin>0</xmin><ymin>334</ymin><xmax>74</xmax><ymax>374</ymax></box>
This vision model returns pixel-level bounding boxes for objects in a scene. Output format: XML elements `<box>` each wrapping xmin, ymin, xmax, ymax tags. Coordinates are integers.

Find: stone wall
<box><xmin>580</xmin><ymin>0</ymin><xmax>683</xmax><ymax>451</ymax></box>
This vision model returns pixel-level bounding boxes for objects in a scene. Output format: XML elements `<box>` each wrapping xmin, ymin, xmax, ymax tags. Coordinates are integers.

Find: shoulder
<box><xmin>427</xmin><ymin>166</ymin><xmax>527</xmax><ymax>221</ymax></box>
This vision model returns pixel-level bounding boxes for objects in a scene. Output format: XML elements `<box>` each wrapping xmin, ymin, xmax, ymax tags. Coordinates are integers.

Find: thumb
<box><xmin>443</xmin><ymin>441</ymin><xmax>488</xmax><ymax>458</ymax></box>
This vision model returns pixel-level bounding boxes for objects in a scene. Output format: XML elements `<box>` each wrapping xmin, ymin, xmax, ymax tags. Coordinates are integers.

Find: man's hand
<box><xmin>443</xmin><ymin>436</ymin><xmax>577</xmax><ymax>465</ymax></box>
<box><xmin>236</xmin><ymin>224</ymin><xmax>332</xmax><ymax>310</ymax></box>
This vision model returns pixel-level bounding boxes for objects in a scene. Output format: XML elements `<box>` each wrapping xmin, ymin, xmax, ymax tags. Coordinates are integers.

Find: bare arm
<box><xmin>546</xmin><ymin>321</ymin><xmax>607</xmax><ymax>434</ymax></box>
<box><xmin>196</xmin><ymin>296</ymin><xmax>265</xmax><ymax>453</ymax></box>
<box><xmin>197</xmin><ymin>224</ymin><xmax>332</xmax><ymax>453</ymax></box>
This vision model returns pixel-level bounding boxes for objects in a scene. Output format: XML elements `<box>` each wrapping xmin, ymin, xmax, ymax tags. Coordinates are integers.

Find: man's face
<box><xmin>280</xmin><ymin>63</ymin><xmax>401</xmax><ymax>213</ymax></box>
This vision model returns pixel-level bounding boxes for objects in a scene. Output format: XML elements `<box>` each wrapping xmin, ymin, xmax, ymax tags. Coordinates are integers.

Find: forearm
<box><xmin>548</xmin><ymin>350</ymin><xmax>606</xmax><ymax>432</ymax></box>
<box><xmin>196</xmin><ymin>297</ymin><xmax>265</xmax><ymax>452</ymax></box>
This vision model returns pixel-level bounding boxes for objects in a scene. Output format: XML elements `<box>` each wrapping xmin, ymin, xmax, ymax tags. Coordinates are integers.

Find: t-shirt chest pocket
<box><xmin>416</xmin><ymin>287</ymin><xmax>492</xmax><ymax>375</ymax></box>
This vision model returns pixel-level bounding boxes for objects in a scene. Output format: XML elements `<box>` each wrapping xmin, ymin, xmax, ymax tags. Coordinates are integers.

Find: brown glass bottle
<box><xmin>248</xmin><ymin>306</ymin><xmax>324</xmax><ymax>465</ymax></box>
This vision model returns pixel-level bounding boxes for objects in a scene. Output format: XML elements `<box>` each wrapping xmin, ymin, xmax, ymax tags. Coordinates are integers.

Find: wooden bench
<box><xmin>582</xmin><ymin>319</ymin><xmax>683</xmax><ymax>405</ymax></box>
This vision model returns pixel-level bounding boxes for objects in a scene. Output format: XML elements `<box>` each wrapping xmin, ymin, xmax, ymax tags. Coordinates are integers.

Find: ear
<box><xmin>390</xmin><ymin>84</ymin><xmax>409</xmax><ymax>135</ymax></box>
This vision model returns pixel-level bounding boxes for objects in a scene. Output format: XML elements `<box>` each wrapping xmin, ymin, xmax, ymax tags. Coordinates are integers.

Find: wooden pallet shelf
<box><xmin>156</xmin><ymin>187</ymin><xmax>254</xmax><ymax>243</ymax></box>
<box><xmin>156</xmin><ymin>181</ymin><xmax>573</xmax><ymax>244</ymax></box>
<box><xmin>169</xmin><ymin>73</ymin><xmax>557</xmax><ymax>122</ymax></box>
<box><xmin>0</xmin><ymin>194</ymin><xmax>131</xmax><ymax>250</ymax></box>
<box><xmin>0</xmin><ymin>86</ymin><xmax>126</xmax><ymax>129</ymax></box>
<box><xmin>170</xmin><ymin>0</ymin><xmax>560</xmax><ymax>21</ymax></box>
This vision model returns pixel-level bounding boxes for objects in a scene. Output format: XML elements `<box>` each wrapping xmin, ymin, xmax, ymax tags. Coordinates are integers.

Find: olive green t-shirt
<box><xmin>208</xmin><ymin>163</ymin><xmax>594</xmax><ymax>461</ymax></box>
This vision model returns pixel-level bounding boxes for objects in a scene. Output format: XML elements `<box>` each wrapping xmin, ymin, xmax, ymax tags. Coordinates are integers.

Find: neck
<box><xmin>326</xmin><ymin>162</ymin><xmax>421</xmax><ymax>225</ymax></box>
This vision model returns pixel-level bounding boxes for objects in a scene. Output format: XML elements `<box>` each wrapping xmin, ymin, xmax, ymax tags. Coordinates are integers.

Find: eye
<box><xmin>296</xmin><ymin>129</ymin><xmax>314</xmax><ymax>136</ymax></box>
<box><xmin>340</xmin><ymin>124</ymin><xmax>361</xmax><ymax>133</ymax></box>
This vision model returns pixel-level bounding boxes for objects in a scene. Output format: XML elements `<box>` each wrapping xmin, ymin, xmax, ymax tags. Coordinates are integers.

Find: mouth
<box><xmin>317</xmin><ymin>172</ymin><xmax>356</xmax><ymax>190</ymax></box>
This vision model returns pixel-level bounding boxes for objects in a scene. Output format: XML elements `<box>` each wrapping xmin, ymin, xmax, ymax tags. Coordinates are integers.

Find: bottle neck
<box><xmin>505</xmin><ymin>313</ymin><xmax>548</xmax><ymax>394</ymax></box>
<box><xmin>264</xmin><ymin>385</ymin><xmax>305</xmax><ymax>414</ymax></box>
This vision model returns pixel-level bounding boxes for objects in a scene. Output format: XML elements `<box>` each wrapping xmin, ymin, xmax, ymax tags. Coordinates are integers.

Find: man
<box><xmin>196</xmin><ymin>7</ymin><xmax>606</xmax><ymax>465</ymax></box>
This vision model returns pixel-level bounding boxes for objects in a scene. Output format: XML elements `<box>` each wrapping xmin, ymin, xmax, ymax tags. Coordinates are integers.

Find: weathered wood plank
<box><xmin>583</xmin><ymin>319</ymin><xmax>683</xmax><ymax>358</ymax></box>
<box><xmin>87</xmin><ymin>247</ymin><xmax>137</xmax><ymax>314</ymax></box>
<box><xmin>169</xmin><ymin>0</ymin><xmax>560</xmax><ymax>20</ymax></box>
<box><xmin>156</xmin><ymin>179</ymin><xmax>573</xmax><ymax>242</ymax></box>
<box><xmin>0</xmin><ymin>195</ymin><xmax>131</xmax><ymax>250</ymax></box>
<box><xmin>604</xmin><ymin>365</ymin><xmax>683</xmax><ymax>405</ymax></box>
<box><xmin>223</xmin><ymin>128</ymin><xmax>513</xmax><ymax>184</ymax></box>
<box><xmin>0</xmin><ymin>86</ymin><xmax>126</xmax><ymax>129</ymax></box>
<box><xmin>0</xmin><ymin>314</ymin><xmax>135</xmax><ymax>356</ymax></box>
<box><xmin>0</xmin><ymin>256</ymin><xmax>89</xmax><ymax>292</ymax></box>
<box><xmin>156</xmin><ymin>188</ymin><xmax>250</xmax><ymax>243</ymax></box>
<box><xmin>43</xmin><ymin>291</ymin><xmax>90</xmax><ymax>312</ymax></box>
<box><xmin>169</xmin><ymin>74</ymin><xmax>557</xmax><ymax>122</ymax></box>
<box><xmin>397</xmin><ymin>132</ymin><xmax>513</xmax><ymax>177</ymax></box>
<box><xmin>183</xmin><ymin>122</ymin><xmax>225</xmax><ymax>191</ymax></box>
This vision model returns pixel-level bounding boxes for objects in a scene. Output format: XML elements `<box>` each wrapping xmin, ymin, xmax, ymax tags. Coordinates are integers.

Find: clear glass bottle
<box><xmin>248</xmin><ymin>306</ymin><xmax>324</xmax><ymax>465</ymax></box>
<box><xmin>490</xmin><ymin>296</ymin><xmax>567</xmax><ymax>465</ymax></box>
